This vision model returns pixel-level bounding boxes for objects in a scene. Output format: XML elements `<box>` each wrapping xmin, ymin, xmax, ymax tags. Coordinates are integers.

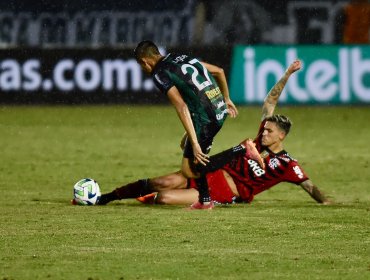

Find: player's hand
<box><xmin>226</xmin><ymin>99</ymin><xmax>238</xmax><ymax>118</ymax></box>
<box><xmin>287</xmin><ymin>59</ymin><xmax>302</xmax><ymax>74</ymax></box>
<box><xmin>192</xmin><ymin>143</ymin><xmax>209</xmax><ymax>166</ymax></box>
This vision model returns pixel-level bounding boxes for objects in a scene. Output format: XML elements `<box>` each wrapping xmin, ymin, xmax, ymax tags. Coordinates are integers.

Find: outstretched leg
<box><xmin>97</xmin><ymin>171</ymin><xmax>187</xmax><ymax>205</ymax></box>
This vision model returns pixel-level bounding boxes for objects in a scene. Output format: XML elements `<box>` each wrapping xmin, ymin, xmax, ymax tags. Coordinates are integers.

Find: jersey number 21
<box><xmin>181</xmin><ymin>59</ymin><xmax>213</xmax><ymax>91</ymax></box>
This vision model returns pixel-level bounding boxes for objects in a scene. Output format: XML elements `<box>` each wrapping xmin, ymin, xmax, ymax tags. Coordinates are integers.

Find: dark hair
<box><xmin>265</xmin><ymin>114</ymin><xmax>292</xmax><ymax>135</ymax></box>
<box><xmin>134</xmin><ymin>40</ymin><xmax>160</xmax><ymax>60</ymax></box>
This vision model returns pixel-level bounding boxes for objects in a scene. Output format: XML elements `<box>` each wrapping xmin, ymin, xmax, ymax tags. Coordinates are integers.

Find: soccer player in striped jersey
<box><xmin>131</xmin><ymin>40</ymin><xmax>262</xmax><ymax>209</ymax></box>
<box><xmin>96</xmin><ymin>59</ymin><xmax>329</xmax><ymax>206</ymax></box>
<box><xmin>153</xmin><ymin>59</ymin><xmax>329</xmax><ymax>205</ymax></box>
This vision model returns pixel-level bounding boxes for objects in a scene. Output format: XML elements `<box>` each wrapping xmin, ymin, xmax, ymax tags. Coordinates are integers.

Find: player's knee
<box><xmin>155</xmin><ymin>192</ymin><xmax>172</xmax><ymax>204</ymax></box>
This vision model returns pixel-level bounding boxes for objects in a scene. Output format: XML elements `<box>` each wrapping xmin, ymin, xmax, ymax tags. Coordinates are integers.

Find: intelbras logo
<box><xmin>230</xmin><ymin>46</ymin><xmax>370</xmax><ymax>104</ymax></box>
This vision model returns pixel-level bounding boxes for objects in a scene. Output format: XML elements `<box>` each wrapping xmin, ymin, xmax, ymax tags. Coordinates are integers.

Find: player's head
<box><xmin>262</xmin><ymin>115</ymin><xmax>292</xmax><ymax>146</ymax></box>
<box><xmin>266</xmin><ymin>115</ymin><xmax>292</xmax><ymax>135</ymax></box>
<box><xmin>134</xmin><ymin>40</ymin><xmax>160</xmax><ymax>60</ymax></box>
<box><xmin>134</xmin><ymin>40</ymin><xmax>162</xmax><ymax>74</ymax></box>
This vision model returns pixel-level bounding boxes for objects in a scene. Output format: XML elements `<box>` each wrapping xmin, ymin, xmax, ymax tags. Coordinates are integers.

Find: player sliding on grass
<box><xmin>131</xmin><ymin>40</ymin><xmax>262</xmax><ymax>209</ymax></box>
<box><xmin>97</xmin><ymin>59</ymin><xmax>330</xmax><ymax>206</ymax></box>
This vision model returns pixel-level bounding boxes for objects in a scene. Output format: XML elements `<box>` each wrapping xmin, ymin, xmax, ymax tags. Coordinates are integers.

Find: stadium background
<box><xmin>1</xmin><ymin>1</ymin><xmax>370</xmax><ymax>279</ymax></box>
<box><xmin>1</xmin><ymin>0</ymin><xmax>369</xmax><ymax>104</ymax></box>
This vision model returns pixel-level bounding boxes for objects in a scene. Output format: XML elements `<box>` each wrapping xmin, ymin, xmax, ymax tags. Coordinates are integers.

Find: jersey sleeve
<box><xmin>284</xmin><ymin>161</ymin><xmax>309</xmax><ymax>185</ymax></box>
<box><xmin>152</xmin><ymin>69</ymin><xmax>174</xmax><ymax>94</ymax></box>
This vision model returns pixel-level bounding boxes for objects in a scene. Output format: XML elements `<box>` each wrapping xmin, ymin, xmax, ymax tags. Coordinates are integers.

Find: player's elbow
<box><xmin>212</xmin><ymin>66</ymin><xmax>225</xmax><ymax>78</ymax></box>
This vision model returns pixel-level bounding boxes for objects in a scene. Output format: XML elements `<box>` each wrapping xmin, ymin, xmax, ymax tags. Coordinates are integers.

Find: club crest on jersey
<box><xmin>268</xmin><ymin>158</ymin><xmax>280</xmax><ymax>169</ymax></box>
<box><xmin>248</xmin><ymin>159</ymin><xmax>265</xmax><ymax>177</ymax></box>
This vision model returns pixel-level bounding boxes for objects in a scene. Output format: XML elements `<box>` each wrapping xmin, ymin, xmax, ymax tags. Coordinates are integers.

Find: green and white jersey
<box><xmin>152</xmin><ymin>53</ymin><xmax>228</xmax><ymax>132</ymax></box>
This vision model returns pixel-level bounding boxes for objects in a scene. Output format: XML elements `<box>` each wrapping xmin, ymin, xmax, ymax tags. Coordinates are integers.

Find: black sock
<box><xmin>97</xmin><ymin>192</ymin><xmax>118</xmax><ymax>205</ymax></box>
<box><xmin>115</xmin><ymin>179</ymin><xmax>151</xmax><ymax>199</ymax></box>
<box><xmin>195</xmin><ymin>176</ymin><xmax>211</xmax><ymax>203</ymax></box>
<box><xmin>196</xmin><ymin>144</ymin><xmax>245</xmax><ymax>174</ymax></box>
<box><xmin>97</xmin><ymin>179</ymin><xmax>150</xmax><ymax>205</ymax></box>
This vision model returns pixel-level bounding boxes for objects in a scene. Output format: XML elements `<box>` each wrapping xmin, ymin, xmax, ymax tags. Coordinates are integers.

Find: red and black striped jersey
<box><xmin>222</xmin><ymin>120</ymin><xmax>309</xmax><ymax>202</ymax></box>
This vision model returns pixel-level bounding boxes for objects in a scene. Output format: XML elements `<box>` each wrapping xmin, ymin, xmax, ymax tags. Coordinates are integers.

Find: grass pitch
<box><xmin>0</xmin><ymin>105</ymin><xmax>369</xmax><ymax>280</ymax></box>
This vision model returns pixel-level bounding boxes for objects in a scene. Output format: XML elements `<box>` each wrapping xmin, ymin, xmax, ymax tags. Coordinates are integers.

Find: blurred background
<box><xmin>0</xmin><ymin>0</ymin><xmax>369</xmax><ymax>104</ymax></box>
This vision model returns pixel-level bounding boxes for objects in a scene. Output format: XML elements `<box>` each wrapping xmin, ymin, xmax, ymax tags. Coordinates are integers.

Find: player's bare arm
<box><xmin>201</xmin><ymin>61</ymin><xmax>238</xmax><ymax>118</ymax></box>
<box><xmin>167</xmin><ymin>86</ymin><xmax>209</xmax><ymax>166</ymax></box>
<box><xmin>261</xmin><ymin>60</ymin><xmax>302</xmax><ymax>120</ymax></box>
<box><xmin>300</xmin><ymin>179</ymin><xmax>331</xmax><ymax>204</ymax></box>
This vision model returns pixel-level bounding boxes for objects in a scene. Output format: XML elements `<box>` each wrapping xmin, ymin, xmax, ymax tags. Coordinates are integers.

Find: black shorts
<box><xmin>183</xmin><ymin>122</ymin><xmax>222</xmax><ymax>159</ymax></box>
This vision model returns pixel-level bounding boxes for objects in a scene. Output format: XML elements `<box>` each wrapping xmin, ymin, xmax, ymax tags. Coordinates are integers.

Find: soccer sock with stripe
<box><xmin>195</xmin><ymin>176</ymin><xmax>211</xmax><ymax>204</ymax></box>
<box><xmin>114</xmin><ymin>179</ymin><xmax>151</xmax><ymax>199</ymax></box>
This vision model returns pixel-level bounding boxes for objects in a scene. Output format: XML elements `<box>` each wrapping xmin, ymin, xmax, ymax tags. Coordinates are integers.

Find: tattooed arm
<box><xmin>300</xmin><ymin>179</ymin><xmax>331</xmax><ymax>204</ymax></box>
<box><xmin>261</xmin><ymin>60</ymin><xmax>302</xmax><ymax>120</ymax></box>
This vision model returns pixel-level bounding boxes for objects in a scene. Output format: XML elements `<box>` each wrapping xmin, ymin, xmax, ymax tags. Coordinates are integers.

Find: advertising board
<box><xmin>230</xmin><ymin>45</ymin><xmax>370</xmax><ymax>104</ymax></box>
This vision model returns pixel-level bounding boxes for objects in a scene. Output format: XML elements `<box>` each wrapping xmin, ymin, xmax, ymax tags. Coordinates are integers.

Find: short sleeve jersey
<box><xmin>151</xmin><ymin>53</ymin><xmax>228</xmax><ymax>130</ymax></box>
<box><xmin>222</xmin><ymin>120</ymin><xmax>309</xmax><ymax>202</ymax></box>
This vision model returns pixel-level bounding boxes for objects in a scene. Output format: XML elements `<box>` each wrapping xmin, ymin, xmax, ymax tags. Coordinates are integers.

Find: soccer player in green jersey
<box><xmin>130</xmin><ymin>41</ymin><xmax>261</xmax><ymax>209</ymax></box>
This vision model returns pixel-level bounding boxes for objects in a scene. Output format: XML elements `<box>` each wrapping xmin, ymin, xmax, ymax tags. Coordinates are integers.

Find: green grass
<box><xmin>0</xmin><ymin>105</ymin><xmax>369</xmax><ymax>280</ymax></box>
